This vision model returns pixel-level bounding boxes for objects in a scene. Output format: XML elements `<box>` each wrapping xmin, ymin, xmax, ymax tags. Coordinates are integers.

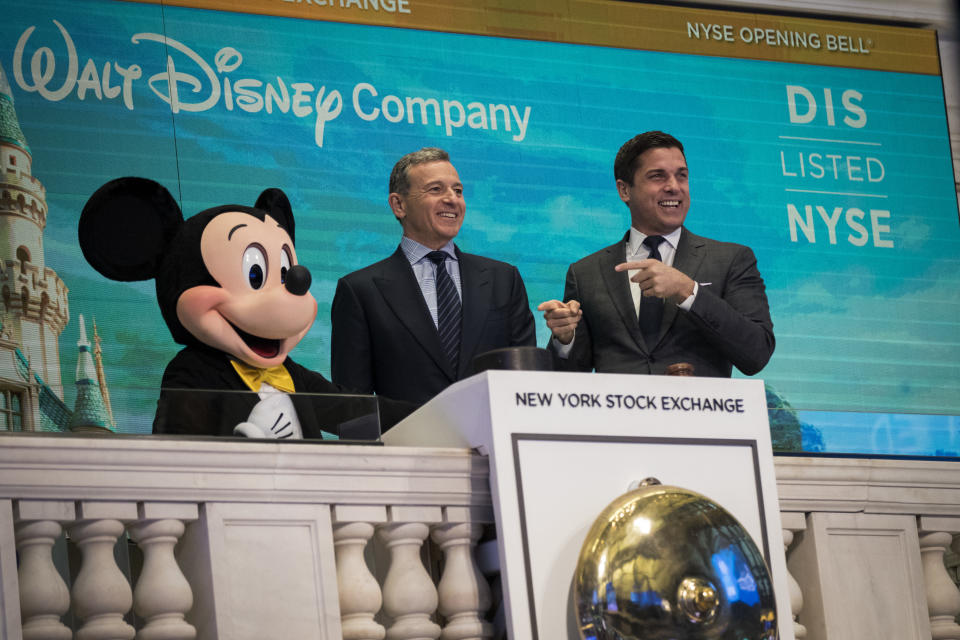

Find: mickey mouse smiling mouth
<box><xmin>229</xmin><ymin>321</ymin><xmax>281</xmax><ymax>359</ymax></box>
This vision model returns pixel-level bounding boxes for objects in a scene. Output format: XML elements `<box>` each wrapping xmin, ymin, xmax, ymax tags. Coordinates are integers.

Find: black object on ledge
<box><xmin>470</xmin><ymin>346</ymin><xmax>554</xmax><ymax>375</ymax></box>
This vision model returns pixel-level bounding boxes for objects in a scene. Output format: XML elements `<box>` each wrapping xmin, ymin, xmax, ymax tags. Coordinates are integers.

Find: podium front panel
<box><xmin>384</xmin><ymin>370</ymin><xmax>793</xmax><ymax>640</ymax></box>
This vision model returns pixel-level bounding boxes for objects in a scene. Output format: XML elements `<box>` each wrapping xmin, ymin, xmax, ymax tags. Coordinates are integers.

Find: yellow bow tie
<box><xmin>230</xmin><ymin>360</ymin><xmax>295</xmax><ymax>393</ymax></box>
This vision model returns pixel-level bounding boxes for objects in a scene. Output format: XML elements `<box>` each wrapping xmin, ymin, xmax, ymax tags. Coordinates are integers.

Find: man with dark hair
<box><xmin>332</xmin><ymin>147</ymin><xmax>536</xmax><ymax>405</ymax></box>
<box><xmin>539</xmin><ymin>131</ymin><xmax>774</xmax><ymax>377</ymax></box>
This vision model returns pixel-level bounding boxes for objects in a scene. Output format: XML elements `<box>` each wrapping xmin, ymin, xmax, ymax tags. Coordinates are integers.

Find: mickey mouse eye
<box><xmin>243</xmin><ymin>244</ymin><xmax>267</xmax><ymax>290</ymax></box>
<box><xmin>280</xmin><ymin>247</ymin><xmax>292</xmax><ymax>284</ymax></box>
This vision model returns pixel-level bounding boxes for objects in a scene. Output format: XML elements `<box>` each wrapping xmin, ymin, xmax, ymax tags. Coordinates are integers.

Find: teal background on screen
<box><xmin>2</xmin><ymin>0</ymin><xmax>957</xmax><ymax>453</ymax></box>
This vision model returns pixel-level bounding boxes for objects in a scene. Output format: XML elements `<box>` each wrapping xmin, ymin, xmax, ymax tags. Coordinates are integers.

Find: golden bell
<box><xmin>574</xmin><ymin>479</ymin><xmax>778</xmax><ymax>639</ymax></box>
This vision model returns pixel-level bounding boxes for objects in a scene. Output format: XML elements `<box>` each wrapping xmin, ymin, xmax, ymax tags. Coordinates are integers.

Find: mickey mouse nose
<box><xmin>285</xmin><ymin>264</ymin><xmax>312</xmax><ymax>296</ymax></box>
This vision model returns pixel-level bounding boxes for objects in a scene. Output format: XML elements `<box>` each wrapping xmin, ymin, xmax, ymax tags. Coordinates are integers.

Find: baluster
<box><xmin>919</xmin><ymin>529</ymin><xmax>960</xmax><ymax>640</ymax></box>
<box><xmin>781</xmin><ymin>528</ymin><xmax>807</xmax><ymax>638</ymax></box>
<box><xmin>781</xmin><ymin>512</ymin><xmax>807</xmax><ymax>639</ymax></box>
<box><xmin>431</xmin><ymin>523</ymin><xmax>492</xmax><ymax>640</ymax></box>
<box><xmin>69</xmin><ymin>511</ymin><xmax>135</xmax><ymax>640</ymax></box>
<box><xmin>951</xmin><ymin>534</ymin><xmax>960</xmax><ymax>587</ymax></box>
<box><xmin>15</xmin><ymin>518</ymin><xmax>72</xmax><ymax>640</ymax></box>
<box><xmin>334</xmin><ymin>521</ymin><xmax>385</xmax><ymax>640</ymax></box>
<box><xmin>128</xmin><ymin>504</ymin><xmax>197</xmax><ymax>640</ymax></box>
<box><xmin>379</xmin><ymin>522</ymin><xmax>441</xmax><ymax>640</ymax></box>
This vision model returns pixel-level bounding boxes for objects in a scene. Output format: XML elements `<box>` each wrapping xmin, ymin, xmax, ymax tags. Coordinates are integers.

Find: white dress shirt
<box><xmin>625</xmin><ymin>226</ymin><xmax>697</xmax><ymax>315</ymax></box>
<box><xmin>400</xmin><ymin>236</ymin><xmax>462</xmax><ymax>328</ymax></box>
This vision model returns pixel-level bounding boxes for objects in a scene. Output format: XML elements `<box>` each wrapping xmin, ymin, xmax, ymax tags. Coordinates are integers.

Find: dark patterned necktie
<box><xmin>427</xmin><ymin>251</ymin><xmax>462</xmax><ymax>371</ymax></box>
<box><xmin>638</xmin><ymin>235</ymin><xmax>665</xmax><ymax>349</ymax></box>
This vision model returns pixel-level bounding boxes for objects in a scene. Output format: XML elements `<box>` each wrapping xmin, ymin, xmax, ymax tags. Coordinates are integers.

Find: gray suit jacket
<box><xmin>331</xmin><ymin>246</ymin><xmax>536</xmax><ymax>405</ymax></box>
<box><xmin>555</xmin><ymin>229</ymin><xmax>774</xmax><ymax>377</ymax></box>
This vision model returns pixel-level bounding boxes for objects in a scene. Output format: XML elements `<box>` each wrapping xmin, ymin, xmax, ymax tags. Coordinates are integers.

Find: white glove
<box><xmin>232</xmin><ymin>392</ymin><xmax>303</xmax><ymax>439</ymax></box>
<box><xmin>233</xmin><ymin>421</ymin><xmax>269</xmax><ymax>438</ymax></box>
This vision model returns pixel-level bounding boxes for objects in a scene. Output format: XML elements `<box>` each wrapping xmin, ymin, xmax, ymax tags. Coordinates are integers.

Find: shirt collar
<box><xmin>400</xmin><ymin>236</ymin><xmax>458</xmax><ymax>266</ymax></box>
<box><xmin>626</xmin><ymin>226</ymin><xmax>683</xmax><ymax>258</ymax></box>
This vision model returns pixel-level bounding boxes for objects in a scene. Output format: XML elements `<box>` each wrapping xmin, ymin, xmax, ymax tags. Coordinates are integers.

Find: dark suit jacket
<box><xmin>554</xmin><ymin>229</ymin><xmax>774</xmax><ymax>377</ymax></box>
<box><xmin>153</xmin><ymin>344</ymin><xmax>413</xmax><ymax>437</ymax></box>
<box><xmin>330</xmin><ymin>246</ymin><xmax>537</xmax><ymax>405</ymax></box>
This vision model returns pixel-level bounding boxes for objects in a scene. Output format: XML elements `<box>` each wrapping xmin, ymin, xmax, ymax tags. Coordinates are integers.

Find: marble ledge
<box><xmin>774</xmin><ymin>455</ymin><xmax>960</xmax><ymax>516</ymax></box>
<box><xmin>0</xmin><ymin>433</ymin><xmax>491</xmax><ymax>509</ymax></box>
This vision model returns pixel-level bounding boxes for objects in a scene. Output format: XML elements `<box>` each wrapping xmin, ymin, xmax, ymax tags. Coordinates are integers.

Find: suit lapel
<box><xmin>457</xmin><ymin>250</ymin><xmax>491</xmax><ymax>377</ymax></box>
<box><xmin>373</xmin><ymin>248</ymin><xmax>455</xmax><ymax>380</ymax></box>
<box><xmin>599</xmin><ymin>234</ymin><xmax>647</xmax><ymax>353</ymax></box>
<box><xmin>659</xmin><ymin>228</ymin><xmax>706</xmax><ymax>340</ymax></box>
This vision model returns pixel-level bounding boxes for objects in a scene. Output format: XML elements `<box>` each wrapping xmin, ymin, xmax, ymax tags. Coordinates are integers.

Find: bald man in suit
<box><xmin>539</xmin><ymin>131</ymin><xmax>774</xmax><ymax>377</ymax></box>
<box><xmin>331</xmin><ymin>148</ymin><xmax>536</xmax><ymax>405</ymax></box>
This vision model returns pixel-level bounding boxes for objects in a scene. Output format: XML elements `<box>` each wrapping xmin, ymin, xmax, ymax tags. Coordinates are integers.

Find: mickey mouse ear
<box><xmin>78</xmin><ymin>177</ymin><xmax>184</xmax><ymax>281</ymax></box>
<box><xmin>255</xmin><ymin>188</ymin><xmax>295</xmax><ymax>244</ymax></box>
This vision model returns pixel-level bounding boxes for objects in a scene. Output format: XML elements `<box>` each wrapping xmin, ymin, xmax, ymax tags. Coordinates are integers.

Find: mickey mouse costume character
<box><xmin>78</xmin><ymin>177</ymin><xmax>411</xmax><ymax>438</ymax></box>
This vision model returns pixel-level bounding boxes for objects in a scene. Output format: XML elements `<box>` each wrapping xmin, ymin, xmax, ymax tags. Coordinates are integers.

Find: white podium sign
<box><xmin>384</xmin><ymin>370</ymin><xmax>793</xmax><ymax>640</ymax></box>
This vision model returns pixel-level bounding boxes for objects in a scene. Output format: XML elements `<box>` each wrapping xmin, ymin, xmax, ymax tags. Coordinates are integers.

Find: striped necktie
<box><xmin>427</xmin><ymin>251</ymin><xmax>462</xmax><ymax>372</ymax></box>
<box><xmin>638</xmin><ymin>235</ymin><xmax>665</xmax><ymax>349</ymax></box>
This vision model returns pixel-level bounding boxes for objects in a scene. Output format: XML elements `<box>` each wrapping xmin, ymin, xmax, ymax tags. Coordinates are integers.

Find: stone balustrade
<box><xmin>0</xmin><ymin>434</ymin><xmax>494</xmax><ymax>640</ymax></box>
<box><xmin>0</xmin><ymin>434</ymin><xmax>959</xmax><ymax>639</ymax></box>
<box><xmin>777</xmin><ymin>455</ymin><xmax>960</xmax><ymax>640</ymax></box>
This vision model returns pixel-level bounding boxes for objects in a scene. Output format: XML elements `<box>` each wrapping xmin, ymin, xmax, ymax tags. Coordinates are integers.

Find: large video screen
<box><xmin>1</xmin><ymin>0</ymin><xmax>957</xmax><ymax>455</ymax></box>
